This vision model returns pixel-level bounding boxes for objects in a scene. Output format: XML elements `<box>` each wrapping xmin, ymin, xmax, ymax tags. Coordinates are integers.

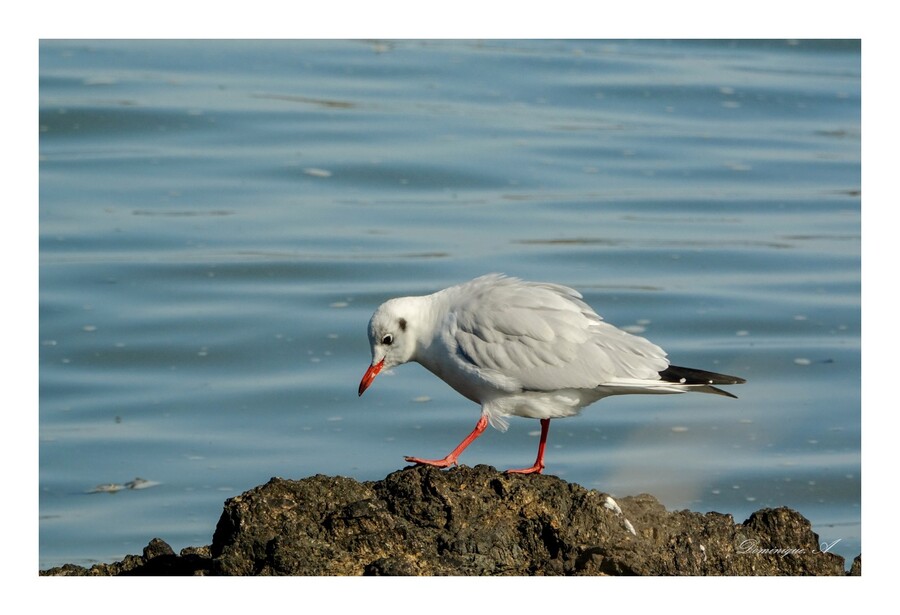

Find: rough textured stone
<box><xmin>41</xmin><ymin>465</ymin><xmax>855</xmax><ymax>576</ymax></box>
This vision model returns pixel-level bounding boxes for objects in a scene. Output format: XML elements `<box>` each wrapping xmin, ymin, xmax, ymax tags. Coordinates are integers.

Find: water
<box><xmin>39</xmin><ymin>39</ymin><xmax>860</xmax><ymax>571</ymax></box>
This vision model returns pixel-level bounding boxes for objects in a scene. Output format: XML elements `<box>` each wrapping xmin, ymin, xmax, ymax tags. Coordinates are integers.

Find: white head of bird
<box><xmin>358</xmin><ymin>297</ymin><xmax>420</xmax><ymax>396</ymax></box>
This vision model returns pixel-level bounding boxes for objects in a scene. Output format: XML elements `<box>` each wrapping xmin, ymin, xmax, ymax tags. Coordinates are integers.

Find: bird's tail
<box><xmin>658</xmin><ymin>365</ymin><xmax>746</xmax><ymax>399</ymax></box>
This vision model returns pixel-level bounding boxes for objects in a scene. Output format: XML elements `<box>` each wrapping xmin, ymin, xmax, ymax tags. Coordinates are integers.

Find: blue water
<box><xmin>39</xmin><ymin>39</ymin><xmax>860</xmax><ymax>571</ymax></box>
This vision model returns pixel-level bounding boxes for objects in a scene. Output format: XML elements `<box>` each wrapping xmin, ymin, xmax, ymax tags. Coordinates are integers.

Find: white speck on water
<box><xmin>126</xmin><ymin>478</ymin><xmax>160</xmax><ymax>490</ymax></box>
<box><xmin>735</xmin><ymin>330</ymin><xmax>749</xmax><ymax>336</ymax></box>
<box><xmin>745</xmin><ymin>496</ymin><xmax>757</xmax><ymax>502</ymax></box>
<box><xmin>327</xmin><ymin>416</ymin><xmax>343</xmax><ymax>422</ymax></box>
<box><xmin>794</xmin><ymin>357</ymin><xmax>812</xmax><ymax>365</ymax></box>
<box><xmin>330</xmin><ymin>301</ymin><xmax>349</xmax><ymax>308</ymax></box>
<box><xmin>711</xmin><ymin>489</ymin><xmax>721</xmax><ymax>495</ymax></box>
<box><xmin>82</xmin><ymin>325</ymin><xmax>97</xmax><ymax>332</ymax></box>
<box><xmin>303</xmin><ymin>167</ymin><xmax>332</xmax><ymax>178</ymax></box>
<box><xmin>671</xmin><ymin>426</ymin><xmax>689</xmax><ymax>433</ymax></box>
<box><xmin>84</xmin><ymin>76</ymin><xmax>117</xmax><ymax>86</ymax></box>
<box><xmin>327</xmin><ymin>333</ymin><xmax>339</xmax><ymax>339</ymax></box>
<box><xmin>412</xmin><ymin>396</ymin><xmax>431</xmax><ymax>403</ymax></box>
<box><xmin>42</xmin><ymin>340</ymin><xmax>58</xmax><ymax>346</ymax></box>
<box><xmin>793</xmin><ymin>314</ymin><xmax>808</xmax><ymax>321</ymax></box>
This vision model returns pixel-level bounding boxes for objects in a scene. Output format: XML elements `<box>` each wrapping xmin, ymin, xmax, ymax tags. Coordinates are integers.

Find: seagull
<box><xmin>358</xmin><ymin>274</ymin><xmax>745</xmax><ymax>474</ymax></box>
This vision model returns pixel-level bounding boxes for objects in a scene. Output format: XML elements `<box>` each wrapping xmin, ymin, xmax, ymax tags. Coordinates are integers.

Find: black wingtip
<box><xmin>708</xmin><ymin>386</ymin><xmax>739</xmax><ymax>399</ymax></box>
<box><xmin>659</xmin><ymin>365</ymin><xmax>746</xmax><ymax>387</ymax></box>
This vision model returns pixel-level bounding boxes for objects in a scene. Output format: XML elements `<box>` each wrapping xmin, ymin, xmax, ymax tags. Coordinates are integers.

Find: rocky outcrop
<box><xmin>41</xmin><ymin>465</ymin><xmax>856</xmax><ymax>576</ymax></box>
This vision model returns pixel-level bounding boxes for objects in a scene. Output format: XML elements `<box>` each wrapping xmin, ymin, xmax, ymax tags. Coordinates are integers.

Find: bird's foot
<box><xmin>505</xmin><ymin>463</ymin><xmax>544</xmax><ymax>475</ymax></box>
<box><xmin>404</xmin><ymin>455</ymin><xmax>458</xmax><ymax>469</ymax></box>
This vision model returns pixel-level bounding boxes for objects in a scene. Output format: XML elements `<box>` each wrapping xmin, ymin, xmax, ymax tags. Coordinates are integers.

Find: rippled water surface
<box><xmin>39</xmin><ymin>39</ymin><xmax>860</xmax><ymax>569</ymax></box>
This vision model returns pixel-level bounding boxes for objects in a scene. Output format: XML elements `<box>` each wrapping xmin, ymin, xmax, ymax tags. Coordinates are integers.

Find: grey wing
<box><xmin>444</xmin><ymin>276</ymin><xmax>669</xmax><ymax>392</ymax></box>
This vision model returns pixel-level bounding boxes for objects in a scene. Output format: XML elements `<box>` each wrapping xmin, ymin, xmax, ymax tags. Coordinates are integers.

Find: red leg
<box><xmin>405</xmin><ymin>415</ymin><xmax>488</xmax><ymax>469</ymax></box>
<box><xmin>506</xmin><ymin>418</ymin><xmax>550</xmax><ymax>475</ymax></box>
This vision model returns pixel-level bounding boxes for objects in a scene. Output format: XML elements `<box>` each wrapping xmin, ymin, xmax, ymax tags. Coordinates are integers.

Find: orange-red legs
<box><xmin>405</xmin><ymin>415</ymin><xmax>489</xmax><ymax>468</ymax></box>
<box><xmin>505</xmin><ymin>418</ymin><xmax>550</xmax><ymax>475</ymax></box>
<box><xmin>405</xmin><ymin>416</ymin><xmax>551</xmax><ymax>475</ymax></box>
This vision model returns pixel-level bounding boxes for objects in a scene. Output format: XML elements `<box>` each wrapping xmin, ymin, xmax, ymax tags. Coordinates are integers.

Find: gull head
<box><xmin>358</xmin><ymin>297</ymin><xmax>419</xmax><ymax>396</ymax></box>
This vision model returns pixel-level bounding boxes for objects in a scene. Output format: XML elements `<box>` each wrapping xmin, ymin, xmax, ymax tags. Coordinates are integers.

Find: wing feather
<box><xmin>444</xmin><ymin>274</ymin><xmax>668</xmax><ymax>392</ymax></box>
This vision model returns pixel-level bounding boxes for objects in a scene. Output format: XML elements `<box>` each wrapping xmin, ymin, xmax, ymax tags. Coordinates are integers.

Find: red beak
<box><xmin>358</xmin><ymin>359</ymin><xmax>384</xmax><ymax>396</ymax></box>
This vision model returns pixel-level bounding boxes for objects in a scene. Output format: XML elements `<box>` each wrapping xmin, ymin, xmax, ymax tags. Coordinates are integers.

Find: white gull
<box><xmin>358</xmin><ymin>274</ymin><xmax>744</xmax><ymax>474</ymax></box>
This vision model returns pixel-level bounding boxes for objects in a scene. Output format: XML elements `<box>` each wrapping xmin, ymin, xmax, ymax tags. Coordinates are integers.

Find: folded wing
<box><xmin>443</xmin><ymin>275</ymin><xmax>670</xmax><ymax>393</ymax></box>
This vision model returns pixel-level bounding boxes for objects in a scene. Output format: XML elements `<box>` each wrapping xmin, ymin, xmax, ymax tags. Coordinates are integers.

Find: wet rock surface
<box><xmin>40</xmin><ymin>465</ymin><xmax>857</xmax><ymax>576</ymax></box>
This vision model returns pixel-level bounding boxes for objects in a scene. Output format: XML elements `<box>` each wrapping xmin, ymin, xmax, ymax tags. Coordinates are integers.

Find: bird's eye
<box><xmin>381</xmin><ymin>334</ymin><xmax>393</xmax><ymax>346</ymax></box>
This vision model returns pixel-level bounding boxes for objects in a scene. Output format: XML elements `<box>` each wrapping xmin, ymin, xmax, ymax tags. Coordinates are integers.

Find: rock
<box><xmin>39</xmin><ymin>542</ymin><xmax>214</xmax><ymax>576</ymax></box>
<box><xmin>143</xmin><ymin>537</ymin><xmax>175</xmax><ymax>560</ymax></box>
<box><xmin>40</xmin><ymin>465</ymin><xmax>854</xmax><ymax>576</ymax></box>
